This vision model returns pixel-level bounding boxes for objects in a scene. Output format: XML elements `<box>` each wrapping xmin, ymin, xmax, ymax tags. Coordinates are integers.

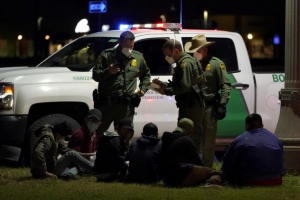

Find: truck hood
<box><xmin>0</xmin><ymin>66</ymin><xmax>73</xmax><ymax>81</ymax></box>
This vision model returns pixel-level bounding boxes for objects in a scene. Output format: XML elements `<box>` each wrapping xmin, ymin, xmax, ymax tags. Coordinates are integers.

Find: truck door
<box><xmin>133</xmin><ymin>33</ymin><xmax>178</xmax><ymax>135</ymax></box>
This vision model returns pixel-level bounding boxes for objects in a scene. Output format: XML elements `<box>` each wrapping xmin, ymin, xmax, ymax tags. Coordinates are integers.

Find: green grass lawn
<box><xmin>1</xmin><ymin>165</ymin><xmax>300</xmax><ymax>200</ymax></box>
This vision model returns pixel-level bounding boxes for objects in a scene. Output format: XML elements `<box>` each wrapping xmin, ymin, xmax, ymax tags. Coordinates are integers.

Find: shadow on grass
<box><xmin>0</xmin><ymin>160</ymin><xmax>20</xmax><ymax>168</ymax></box>
<box><xmin>15</xmin><ymin>176</ymin><xmax>34</xmax><ymax>182</ymax></box>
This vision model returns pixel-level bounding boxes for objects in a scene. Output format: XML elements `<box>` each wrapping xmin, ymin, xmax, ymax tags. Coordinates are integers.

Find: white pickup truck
<box><xmin>0</xmin><ymin>23</ymin><xmax>284</xmax><ymax>163</ymax></box>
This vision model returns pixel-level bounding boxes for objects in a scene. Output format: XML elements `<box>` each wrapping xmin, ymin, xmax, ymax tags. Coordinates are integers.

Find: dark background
<box><xmin>0</xmin><ymin>0</ymin><xmax>285</xmax><ymax>69</ymax></box>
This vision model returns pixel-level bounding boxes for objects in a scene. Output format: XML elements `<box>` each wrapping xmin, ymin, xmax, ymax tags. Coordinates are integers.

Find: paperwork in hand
<box><xmin>147</xmin><ymin>82</ymin><xmax>161</xmax><ymax>90</ymax></box>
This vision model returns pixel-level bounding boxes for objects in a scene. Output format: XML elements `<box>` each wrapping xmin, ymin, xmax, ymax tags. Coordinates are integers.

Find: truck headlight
<box><xmin>0</xmin><ymin>83</ymin><xmax>14</xmax><ymax>110</ymax></box>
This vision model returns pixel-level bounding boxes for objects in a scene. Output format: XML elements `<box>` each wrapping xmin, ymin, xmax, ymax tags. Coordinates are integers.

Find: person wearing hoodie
<box><xmin>93</xmin><ymin>118</ymin><xmax>134</xmax><ymax>182</ymax></box>
<box><xmin>161</xmin><ymin>118</ymin><xmax>224</xmax><ymax>187</ymax></box>
<box><xmin>30</xmin><ymin>121</ymin><xmax>93</xmax><ymax>180</ymax></box>
<box><xmin>127</xmin><ymin>122</ymin><xmax>162</xmax><ymax>184</ymax></box>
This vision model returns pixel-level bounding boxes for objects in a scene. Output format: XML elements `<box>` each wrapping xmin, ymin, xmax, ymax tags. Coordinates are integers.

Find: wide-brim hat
<box><xmin>184</xmin><ymin>34</ymin><xmax>215</xmax><ymax>53</ymax></box>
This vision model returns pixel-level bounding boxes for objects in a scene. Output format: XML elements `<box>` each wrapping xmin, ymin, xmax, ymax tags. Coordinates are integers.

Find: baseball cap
<box><xmin>87</xmin><ymin>109</ymin><xmax>102</xmax><ymax>121</ymax></box>
<box><xmin>117</xmin><ymin>118</ymin><xmax>134</xmax><ymax>131</ymax></box>
<box><xmin>175</xmin><ymin>118</ymin><xmax>194</xmax><ymax>134</ymax></box>
<box><xmin>142</xmin><ymin>122</ymin><xmax>158</xmax><ymax>136</ymax></box>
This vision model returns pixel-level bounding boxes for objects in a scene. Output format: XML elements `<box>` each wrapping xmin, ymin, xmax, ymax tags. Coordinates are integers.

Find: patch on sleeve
<box><xmin>131</xmin><ymin>59</ymin><xmax>137</xmax><ymax>67</ymax></box>
<box><xmin>180</xmin><ymin>62</ymin><xmax>187</xmax><ymax>68</ymax></box>
<box><xmin>205</xmin><ymin>64</ymin><xmax>211</xmax><ymax>71</ymax></box>
<box><xmin>220</xmin><ymin>63</ymin><xmax>226</xmax><ymax>70</ymax></box>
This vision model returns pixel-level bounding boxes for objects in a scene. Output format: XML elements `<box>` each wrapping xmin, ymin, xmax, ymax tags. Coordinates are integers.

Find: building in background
<box><xmin>0</xmin><ymin>0</ymin><xmax>285</xmax><ymax>70</ymax></box>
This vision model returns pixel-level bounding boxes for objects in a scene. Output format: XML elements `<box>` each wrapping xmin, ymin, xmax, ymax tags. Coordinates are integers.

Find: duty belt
<box><xmin>204</xmin><ymin>100</ymin><xmax>215</xmax><ymax>106</ymax></box>
<box><xmin>98</xmin><ymin>95</ymin><xmax>130</xmax><ymax>106</ymax></box>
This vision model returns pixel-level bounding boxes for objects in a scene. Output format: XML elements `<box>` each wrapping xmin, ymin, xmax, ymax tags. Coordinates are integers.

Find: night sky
<box><xmin>0</xmin><ymin>0</ymin><xmax>286</xmax><ymax>67</ymax></box>
<box><xmin>0</xmin><ymin>0</ymin><xmax>285</xmax><ymax>38</ymax></box>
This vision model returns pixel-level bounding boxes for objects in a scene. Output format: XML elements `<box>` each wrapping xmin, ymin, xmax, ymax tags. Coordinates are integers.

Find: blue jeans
<box><xmin>50</xmin><ymin>151</ymin><xmax>93</xmax><ymax>177</ymax></box>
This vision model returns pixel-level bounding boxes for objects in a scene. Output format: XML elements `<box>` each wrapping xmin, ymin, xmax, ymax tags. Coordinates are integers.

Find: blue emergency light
<box><xmin>119</xmin><ymin>23</ymin><xmax>182</xmax><ymax>31</ymax></box>
<box><xmin>273</xmin><ymin>34</ymin><xmax>280</xmax><ymax>45</ymax></box>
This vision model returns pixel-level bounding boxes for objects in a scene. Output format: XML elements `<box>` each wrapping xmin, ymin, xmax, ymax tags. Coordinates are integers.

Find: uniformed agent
<box><xmin>185</xmin><ymin>34</ymin><xmax>232</xmax><ymax>167</ymax></box>
<box><xmin>92</xmin><ymin>31</ymin><xmax>151</xmax><ymax>140</ymax></box>
<box><xmin>153</xmin><ymin>39</ymin><xmax>206</xmax><ymax>151</ymax></box>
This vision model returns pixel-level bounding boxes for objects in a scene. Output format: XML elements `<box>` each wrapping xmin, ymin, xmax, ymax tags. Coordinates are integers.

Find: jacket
<box><xmin>127</xmin><ymin>135</ymin><xmax>162</xmax><ymax>184</ymax></box>
<box><xmin>93</xmin><ymin>131</ymin><xmax>128</xmax><ymax>175</ymax></box>
<box><xmin>92</xmin><ymin>46</ymin><xmax>151</xmax><ymax>96</ymax></box>
<box><xmin>30</xmin><ymin>125</ymin><xmax>70</xmax><ymax>177</ymax></box>
<box><xmin>221</xmin><ymin>128</ymin><xmax>283</xmax><ymax>183</ymax></box>
<box><xmin>161</xmin><ymin>130</ymin><xmax>203</xmax><ymax>186</ymax></box>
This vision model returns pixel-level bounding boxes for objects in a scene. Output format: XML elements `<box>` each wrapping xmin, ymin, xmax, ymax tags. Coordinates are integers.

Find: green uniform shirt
<box><xmin>201</xmin><ymin>55</ymin><xmax>232</xmax><ymax>104</ymax></box>
<box><xmin>92</xmin><ymin>47</ymin><xmax>151</xmax><ymax>96</ymax></box>
<box><xmin>163</xmin><ymin>52</ymin><xmax>205</xmax><ymax>98</ymax></box>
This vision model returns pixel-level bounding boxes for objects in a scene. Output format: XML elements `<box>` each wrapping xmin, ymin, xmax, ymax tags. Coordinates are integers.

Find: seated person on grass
<box><xmin>30</xmin><ymin>121</ymin><xmax>93</xmax><ymax>180</ymax></box>
<box><xmin>93</xmin><ymin>118</ymin><xmax>134</xmax><ymax>182</ymax></box>
<box><xmin>221</xmin><ymin>113</ymin><xmax>283</xmax><ymax>186</ymax></box>
<box><xmin>127</xmin><ymin>122</ymin><xmax>162</xmax><ymax>184</ymax></box>
<box><xmin>68</xmin><ymin>108</ymin><xmax>102</xmax><ymax>163</ymax></box>
<box><xmin>161</xmin><ymin>118</ymin><xmax>224</xmax><ymax>188</ymax></box>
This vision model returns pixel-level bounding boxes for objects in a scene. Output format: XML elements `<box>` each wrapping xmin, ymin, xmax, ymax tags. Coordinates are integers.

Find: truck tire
<box><xmin>20</xmin><ymin>114</ymin><xmax>80</xmax><ymax>167</ymax></box>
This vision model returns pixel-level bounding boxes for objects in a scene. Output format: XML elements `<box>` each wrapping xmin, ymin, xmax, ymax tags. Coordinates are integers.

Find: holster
<box><xmin>129</xmin><ymin>93</ymin><xmax>141</xmax><ymax>108</ymax></box>
<box><xmin>213</xmin><ymin>93</ymin><xmax>221</xmax><ymax>108</ymax></box>
<box><xmin>175</xmin><ymin>93</ymin><xmax>197</xmax><ymax>108</ymax></box>
<box><xmin>93</xmin><ymin>89</ymin><xmax>98</xmax><ymax>101</ymax></box>
<box><xmin>96</xmin><ymin>94</ymin><xmax>141</xmax><ymax>107</ymax></box>
<box><xmin>191</xmin><ymin>84</ymin><xmax>206</xmax><ymax>108</ymax></box>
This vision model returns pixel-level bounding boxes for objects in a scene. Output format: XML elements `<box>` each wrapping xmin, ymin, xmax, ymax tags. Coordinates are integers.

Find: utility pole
<box><xmin>275</xmin><ymin>0</ymin><xmax>300</xmax><ymax>173</ymax></box>
<box><xmin>180</xmin><ymin>0</ymin><xmax>182</xmax><ymax>25</ymax></box>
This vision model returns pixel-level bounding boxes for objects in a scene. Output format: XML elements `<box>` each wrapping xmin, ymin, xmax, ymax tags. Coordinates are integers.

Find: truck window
<box><xmin>182</xmin><ymin>37</ymin><xmax>239</xmax><ymax>73</ymax></box>
<box><xmin>38</xmin><ymin>37</ymin><xmax>119</xmax><ymax>68</ymax></box>
<box><xmin>134</xmin><ymin>38</ymin><xmax>172</xmax><ymax>75</ymax></box>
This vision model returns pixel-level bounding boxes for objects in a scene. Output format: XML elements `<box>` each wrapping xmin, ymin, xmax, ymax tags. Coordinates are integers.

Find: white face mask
<box><xmin>122</xmin><ymin>48</ymin><xmax>133</xmax><ymax>57</ymax></box>
<box><xmin>165</xmin><ymin>56</ymin><xmax>175</xmax><ymax>64</ymax></box>
<box><xmin>87</xmin><ymin>121</ymin><xmax>99</xmax><ymax>133</ymax></box>
<box><xmin>193</xmin><ymin>52</ymin><xmax>203</xmax><ymax>61</ymax></box>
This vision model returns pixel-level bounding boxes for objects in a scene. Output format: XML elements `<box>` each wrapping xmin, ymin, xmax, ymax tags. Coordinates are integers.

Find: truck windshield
<box><xmin>37</xmin><ymin>37</ymin><xmax>119</xmax><ymax>70</ymax></box>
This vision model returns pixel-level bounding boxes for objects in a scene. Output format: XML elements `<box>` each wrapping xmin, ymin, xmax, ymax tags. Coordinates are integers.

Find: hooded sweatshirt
<box><xmin>127</xmin><ymin>135</ymin><xmax>162</xmax><ymax>184</ymax></box>
<box><xmin>93</xmin><ymin>131</ymin><xmax>128</xmax><ymax>175</ymax></box>
<box><xmin>161</xmin><ymin>130</ymin><xmax>203</xmax><ymax>187</ymax></box>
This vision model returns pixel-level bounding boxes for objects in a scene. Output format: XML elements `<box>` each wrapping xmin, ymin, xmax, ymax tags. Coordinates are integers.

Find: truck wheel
<box><xmin>19</xmin><ymin>114</ymin><xmax>80</xmax><ymax>167</ymax></box>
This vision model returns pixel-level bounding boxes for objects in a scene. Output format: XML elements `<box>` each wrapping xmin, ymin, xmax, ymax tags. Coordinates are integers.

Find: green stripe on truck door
<box><xmin>217</xmin><ymin>74</ymin><xmax>249</xmax><ymax>138</ymax></box>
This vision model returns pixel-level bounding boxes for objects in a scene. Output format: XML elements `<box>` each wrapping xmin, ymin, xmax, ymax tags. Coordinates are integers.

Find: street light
<box><xmin>204</xmin><ymin>10</ymin><xmax>208</xmax><ymax>29</ymax></box>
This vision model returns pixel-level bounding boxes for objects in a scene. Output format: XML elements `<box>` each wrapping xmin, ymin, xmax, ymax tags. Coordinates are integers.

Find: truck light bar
<box><xmin>119</xmin><ymin>23</ymin><xmax>182</xmax><ymax>31</ymax></box>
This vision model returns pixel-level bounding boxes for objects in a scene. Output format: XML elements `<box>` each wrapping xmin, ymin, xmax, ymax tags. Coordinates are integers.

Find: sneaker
<box><xmin>202</xmin><ymin>182</ymin><xmax>223</xmax><ymax>189</ymax></box>
<box><xmin>60</xmin><ymin>174</ymin><xmax>76</xmax><ymax>181</ymax></box>
<box><xmin>93</xmin><ymin>173</ymin><xmax>117</xmax><ymax>182</ymax></box>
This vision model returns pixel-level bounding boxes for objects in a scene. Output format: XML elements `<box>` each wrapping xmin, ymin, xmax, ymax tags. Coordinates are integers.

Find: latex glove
<box><xmin>216</xmin><ymin>104</ymin><xmax>226</xmax><ymax>120</ymax></box>
<box><xmin>152</xmin><ymin>78</ymin><xmax>162</xmax><ymax>86</ymax></box>
<box><xmin>156</xmin><ymin>86</ymin><xmax>166</xmax><ymax>95</ymax></box>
